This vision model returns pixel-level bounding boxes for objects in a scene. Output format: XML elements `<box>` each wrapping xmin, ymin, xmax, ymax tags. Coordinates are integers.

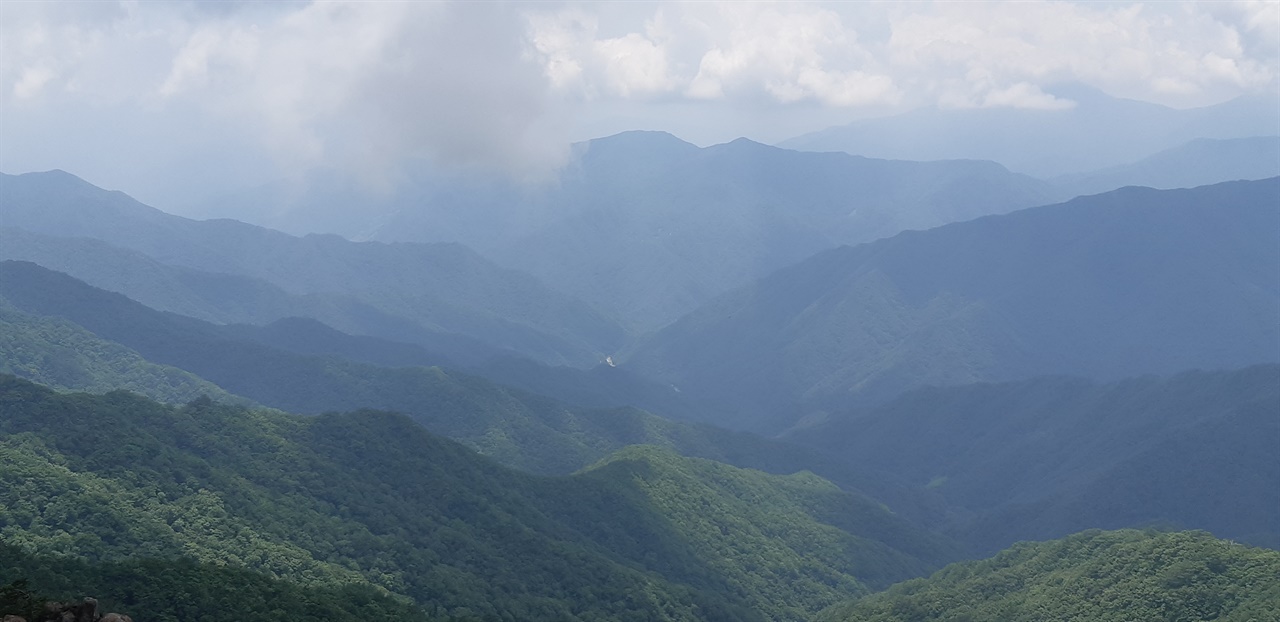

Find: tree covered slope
<box><xmin>0</xmin><ymin>298</ymin><xmax>243</xmax><ymax>406</ymax></box>
<box><xmin>816</xmin><ymin>530</ymin><xmax>1280</xmax><ymax>622</ymax></box>
<box><xmin>625</xmin><ymin>178</ymin><xmax>1280</xmax><ymax>432</ymax></box>
<box><xmin>0</xmin><ymin>544</ymin><xmax>437</xmax><ymax>622</ymax></box>
<box><xmin>0</xmin><ymin>376</ymin><xmax>955</xmax><ymax>621</ymax></box>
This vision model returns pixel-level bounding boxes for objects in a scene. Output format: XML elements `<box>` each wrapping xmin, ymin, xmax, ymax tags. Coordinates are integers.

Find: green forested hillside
<box><xmin>571</xmin><ymin>446</ymin><xmax>955</xmax><ymax>619</ymax></box>
<box><xmin>626</xmin><ymin>178</ymin><xmax>1280</xmax><ymax>432</ymax></box>
<box><xmin>0</xmin><ymin>543</ymin><xmax>437</xmax><ymax>622</ymax></box>
<box><xmin>816</xmin><ymin>530</ymin><xmax>1280</xmax><ymax>622</ymax></box>
<box><xmin>788</xmin><ymin>366</ymin><xmax>1280</xmax><ymax>553</ymax></box>
<box><xmin>0</xmin><ymin>376</ymin><xmax>953</xmax><ymax>620</ymax></box>
<box><xmin>0</xmin><ymin>299</ymin><xmax>242</xmax><ymax>405</ymax></box>
<box><xmin>0</xmin><ymin>171</ymin><xmax>624</xmax><ymax>367</ymax></box>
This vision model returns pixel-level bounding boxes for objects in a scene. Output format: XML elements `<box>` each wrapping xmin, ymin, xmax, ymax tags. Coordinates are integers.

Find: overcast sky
<box><xmin>1</xmin><ymin>1</ymin><xmax>1277</xmax><ymax>210</ymax></box>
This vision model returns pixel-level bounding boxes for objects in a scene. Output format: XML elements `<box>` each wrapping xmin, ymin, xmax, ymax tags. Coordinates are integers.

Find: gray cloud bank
<box><xmin>1</xmin><ymin>1</ymin><xmax>1276</xmax><ymax>210</ymax></box>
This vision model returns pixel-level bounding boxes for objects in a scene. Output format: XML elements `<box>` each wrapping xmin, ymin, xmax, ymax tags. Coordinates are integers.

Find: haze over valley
<box><xmin>1</xmin><ymin>2</ymin><xmax>1278</xmax><ymax>620</ymax></box>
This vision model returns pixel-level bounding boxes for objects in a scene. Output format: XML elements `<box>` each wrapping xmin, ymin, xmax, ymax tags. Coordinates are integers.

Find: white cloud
<box><xmin>885</xmin><ymin>1</ymin><xmax>1276</xmax><ymax>108</ymax></box>
<box><xmin>525</xmin><ymin>1</ymin><xmax>1276</xmax><ymax>111</ymax></box>
<box><xmin>1</xmin><ymin>0</ymin><xmax>1276</xmax><ymax>207</ymax></box>
<box><xmin>2</xmin><ymin>1</ymin><xmax>566</xmax><ymax>186</ymax></box>
<box><xmin>982</xmin><ymin>82</ymin><xmax>1076</xmax><ymax>110</ymax></box>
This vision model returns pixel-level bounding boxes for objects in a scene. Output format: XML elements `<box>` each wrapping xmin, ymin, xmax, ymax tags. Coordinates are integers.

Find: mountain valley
<box><xmin>2</xmin><ymin>114</ymin><xmax>1278</xmax><ymax>621</ymax></box>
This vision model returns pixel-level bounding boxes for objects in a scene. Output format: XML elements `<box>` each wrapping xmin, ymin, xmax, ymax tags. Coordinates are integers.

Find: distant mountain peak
<box><xmin>585</xmin><ymin>130</ymin><xmax>696</xmax><ymax>149</ymax></box>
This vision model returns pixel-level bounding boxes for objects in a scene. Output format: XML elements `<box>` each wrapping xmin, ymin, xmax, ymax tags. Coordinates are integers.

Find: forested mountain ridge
<box><xmin>0</xmin><ymin>298</ymin><xmax>244</xmax><ymax>406</ymax></box>
<box><xmin>0</xmin><ymin>376</ymin><xmax>956</xmax><ymax>621</ymax></box>
<box><xmin>0</xmin><ymin>228</ymin><xmax>707</xmax><ymax>417</ymax></box>
<box><xmin>787</xmin><ymin>365</ymin><xmax>1280</xmax><ymax>553</ymax></box>
<box><xmin>816</xmin><ymin>529</ymin><xmax>1280</xmax><ymax>622</ymax></box>
<box><xmin>0</xmin><ymin>170</ymin><xmax>623</xmax><ymax>367</ymax></box>
<box><xmin>0</xmin><ymin>259</ymin><xmax>932</xmax><ymax>518</ymax></box>
<box><xmin>624</xmin><ymin>178</ymin><xmax>1280</xmax><ymax>432</ymax></box>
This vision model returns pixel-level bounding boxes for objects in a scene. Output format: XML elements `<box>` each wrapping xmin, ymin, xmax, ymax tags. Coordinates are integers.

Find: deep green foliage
<box><xmin>788</xmin><ymin>366</ymin><xmax>1280</xmax><ymax>553</ymax></box>
<box><xmin>0</xmin><ymin>543</ymin><xmax>438</xmax><ymax>622</ymax></box>
<box><xmin>816</xmin><ymin>530</ymin><xmax>1280</xmax><ymax>622</ymax></box>
<box><xmin>0</xmin><ymin>376</ymin><xmax>951</xmax><ymax>620</ymax></box>
<box><xmin>626</xmin><ymin>178</ymin><xmax>1280</xmax><ymax>432</ymax></box>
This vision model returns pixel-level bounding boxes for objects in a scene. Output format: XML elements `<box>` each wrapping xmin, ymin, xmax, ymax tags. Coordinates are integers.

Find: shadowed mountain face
<box><xmin>787</xmin><ymin>366</ymin><xmax>1280</xmax><ymax>553</ymax></box>
<box><xmin>203</xmin><ymin>132</ymin><xmax>1063</xmax><ymax>332</ymax></box>
<box><xmin>624</xmin><ymin>178</ymin><xmax>1280</xmax><ymax>433</ymax></box>
<box><xmin>0</xmin><ymin>170</ymin><xmax>624</xmax><ymax>368</ymax></box>
<box><xmin>780</xmin><ymin>86</ymin><xmax>1280</xmax><ymax>178</ymax></box>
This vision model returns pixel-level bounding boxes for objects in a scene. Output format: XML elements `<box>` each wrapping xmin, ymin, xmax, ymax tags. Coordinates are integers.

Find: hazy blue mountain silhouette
<box><xmin>788</xmin><ymin>366</ymin><xmax>1280</xmax><ymax>553</ymax></box>
<box><xmin>0</xmin><ymin>170</ymin><xmax>623</xmax><ymax>367</ymax></box>
<box><xmin>625</xmin><ymin>178</ymin><xmax>1280</xmax><ymax>432</ymax></box>
<box><xmin>201</xmin><ymin>131</ymin><xmax>1063</xmax><ymax>331</ymax></box>
<box><xmin>781</xmin><ymin>86</ymin><xmax>1280</xmax><ymax>178</ymax></box>
<box><xmin>1054</xmin><ymin>136</ymin><xmax>1280</xmax><ymax>196</ymax></box>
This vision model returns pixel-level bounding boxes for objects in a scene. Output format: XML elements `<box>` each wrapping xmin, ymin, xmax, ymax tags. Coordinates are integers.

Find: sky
<box><xmin>1</xmin><ymin>0</ymin><xmax>1277</xmax><ymax>211</ymax></box>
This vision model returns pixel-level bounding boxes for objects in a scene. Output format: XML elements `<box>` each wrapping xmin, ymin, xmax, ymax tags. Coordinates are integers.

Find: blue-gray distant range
<box><xmin>193</xmin><ymin>87</ymin><xmax>1279</xmax><ymax>336</ymax></box>
<box><xmin>779</xmin><ymin>84</ymin><xmax>1279</xmax><ymax>177</ymax></box>
<box><xmin>623</xmin><ymin>178</ymin><xmax>1280</xmax><ymax>433</ymax></box>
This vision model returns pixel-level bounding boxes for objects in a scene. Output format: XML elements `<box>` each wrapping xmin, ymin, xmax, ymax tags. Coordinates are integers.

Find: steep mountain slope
<box><xmin>1055</xmin><ymin>136</ymin><xmax>1280</xmax><ymax>197</ymax></box>
<box><xmin>361</xmin><ymin>132</ymin><xmax>1061</xmax><ymax>331</ymax></box>
<box><xmin>781</xmin><ymin>86</ymin><xmax>1280</xmax><ymax>177</ymax></box>
<box><xmin>625</xmin><ymin>178</ymin><xmax>1280</xmax><ymax>432</ymax></box>
<box><xmin>570</xmin><ymin>446</ymin><xmax>956</xmax><ymax>619</ymax></box>
<box><xmin>0</xmin><ymin>376</ymin><xmax>956</xmax><ymax>620</ymax></box>
<box><xmin>0</xmin><ymin>171</ymin><xmax>623</xmax><ymax>367</ymax></box>
<box><xmin>817</xmin><ymin>530</ymin><xmax>1280</xmax><ymax>622</ymax></box>
<box><xmin>787</xmin><ymin>366</ymin><xmax>1280</xmax><ymax>553</ymax></box>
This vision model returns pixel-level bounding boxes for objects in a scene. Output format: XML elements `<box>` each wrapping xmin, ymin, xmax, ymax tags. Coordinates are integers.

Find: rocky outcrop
<box><xmin>2</xmin><ymin>597</ymin><xmax>131</xmax><ymax>622</ymax></box>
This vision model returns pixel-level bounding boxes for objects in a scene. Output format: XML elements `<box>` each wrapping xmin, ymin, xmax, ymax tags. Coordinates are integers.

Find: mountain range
<box><xmin>780</xmin><ymin>85</ymin><xmax>1280</xmax><ymax>178</ymax></box>
<box><xmin>0</xmin><ymin>171</ymin><xmax>623</xmax><ymax>367</ymax></box>
<box><xmin>787</xmin><ymin>366</ymin><xmax>1280</xmax><ymax>553</ymax></box>
<box><xmin>1053</xmin><ymin>136</ymin><xmax>1280</xmax><ymax>197</ymax></box>
<box><xmin>624</xmin><ymin>178</ymin><xmax>1280</xmax><ymax>432</ymax></box>
<box><xmin>3</xmin><ymin>123</ymin><xmax>1279</xmax><ymax>620</ymax></box>
<box><xmin>0</xmin><ymin>375</ymin><xmax>955</xmax><ymax>620</ymax></box>
<box><xmin>201</xmin><ymin>132</ymin><xmax>1065</xmax><ymax>331</ymax></box>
